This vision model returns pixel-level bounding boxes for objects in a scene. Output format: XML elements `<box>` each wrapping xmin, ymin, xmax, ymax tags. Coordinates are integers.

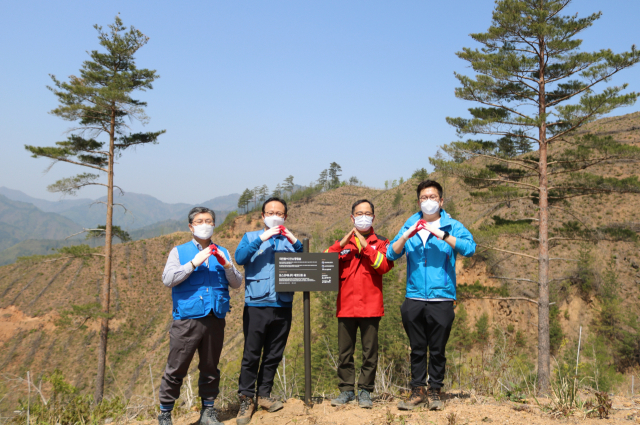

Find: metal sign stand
<box><xmin>302</xmin><ymin>238</ymin><xmax>312</xmax><ymax>406</ymax></box>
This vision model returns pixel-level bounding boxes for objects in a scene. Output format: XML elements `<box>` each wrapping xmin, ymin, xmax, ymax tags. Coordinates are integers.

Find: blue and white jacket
<box><xmin>235</xmin><ymin>230</ymin><xmax>303</xmax><ymax>307</ymax></box>
<box><xmin>386</xmin><ymin>209</ymin><xmax>476</xmax><ymax>300</ymax></box>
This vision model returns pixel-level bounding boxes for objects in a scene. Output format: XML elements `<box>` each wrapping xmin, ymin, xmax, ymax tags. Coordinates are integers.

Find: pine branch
<box><xmin>476</xmin><ymin>244</ymin><xmax>537</xmax><ymax>260</ymax></box>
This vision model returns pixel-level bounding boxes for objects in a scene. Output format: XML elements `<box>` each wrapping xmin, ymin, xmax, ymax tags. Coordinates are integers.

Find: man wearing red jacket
<box><xmin>325</xmin><ymin>199</ymin><xmax>394</xmax><ymax>409</ymax></box>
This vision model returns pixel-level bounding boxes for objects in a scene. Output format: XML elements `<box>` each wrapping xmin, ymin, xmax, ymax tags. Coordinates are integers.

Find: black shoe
<box><xmin>199</xmin><ymin>405</ymin><xmax>222</xmax><ymax>425</ymax></box>
<box><xmin>158</xmin><ymin>411</ymin><xmax>172</xmax><ymax>425</ymax></box>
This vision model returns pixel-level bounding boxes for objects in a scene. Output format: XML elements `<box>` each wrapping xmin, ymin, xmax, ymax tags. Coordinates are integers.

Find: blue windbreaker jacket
<box><xmin>386</xmin><ymin>209</ymin><xmax>476</xmax><ymax>300</ymax></box>
<box><xmin>235</xmin><ymin>230</ymin><xmax>303</xmax><ymax>307</ymax></box>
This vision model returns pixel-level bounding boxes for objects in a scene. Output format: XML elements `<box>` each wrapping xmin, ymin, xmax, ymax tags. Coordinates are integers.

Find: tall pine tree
<box><xmin>430</xmin><ymin>0</ymin><xmax>640</xmax><ymax>390</ymax></box>
<box><xmin>25</xmin><ymin>16</ymin><xmax>164</xmax><ymax>402</ymax></box>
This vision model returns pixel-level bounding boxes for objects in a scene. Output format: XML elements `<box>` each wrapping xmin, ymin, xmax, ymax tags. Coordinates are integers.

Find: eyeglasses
<box><xmin>353</xmin><ymin>212</ymin><xmax>374</xmax><ymax>217</ymax></box>
<box><xmin>419</xmin><ymin>195</ymin><xmax>440</xmax><ymax>202</ymax></box>
<box><xmin>193</xmin><ymin>219</ymin><xmax>214</xmax><ymax>225</ymax></box>
<box><xmin>264</xmin><ymin>211</ymin><xmax>285</xmax><ymax>218</ymax></box>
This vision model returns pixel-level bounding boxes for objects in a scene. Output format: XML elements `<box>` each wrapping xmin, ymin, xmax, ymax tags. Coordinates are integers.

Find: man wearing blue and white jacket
<box><xmin>234</xmin><ymin>197</ymin><xmax>303</xmax><ymax>425</ymax></box>
<box><xmin>159</xmin><ymin>207</ymin><xmax>243</xmax><ymax>425</ymax></box>
<box><xmin>387</xmin><ymin>180</ymin><xmax>476</xmax><ymax>412</ymax></box>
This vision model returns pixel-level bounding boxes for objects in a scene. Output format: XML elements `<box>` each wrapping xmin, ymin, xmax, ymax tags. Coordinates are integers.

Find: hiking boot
<box><xmin>330</xmin><ymin>390</ymin><xmax>356</xmax><ymax>406</ymax></box>
<box><xmin>257</xmin><ymin>395</ymin><xmax>284</xmax><ymax>412</ymax></box>
<box><xmin>157</xmin><ymin>411</ymin><xmax>172</xmax><ymax>425</ymax></box>
<box><xmin>236</xmin><ymin>395</ymin><xmax>255</xmax><ymax>425</ymax></box>
<box><xmin>427</xmin><ymin>386</ymin><xmax>444</xmax><ymax>411</ymax></box>
<box><xmin>199</xmin><ymin>406</ymin><xmax>223</xmax><ymax>425</ymax></box>
<box><xmin>397</xmin><ymin>386</ymin><xmax>427</xmax><ymax>410</ymax></box>
<box><xmin>358</xmin><ymin>389</ymin><xmax>373</xmax><ymax>409</ymax></box>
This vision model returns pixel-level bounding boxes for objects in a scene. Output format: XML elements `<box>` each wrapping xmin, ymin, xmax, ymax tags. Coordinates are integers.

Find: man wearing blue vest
<box><xmin>158</xmin><ymin>207</ymin><xmax>242</xmax><ymax>425</ymax></box>
<box><xmin>234</xmin><ymin>197</ymin><xmax>303</xmax><ymax>425</ymax></box>
<box><xmin>387</xmin><ymin>180</ymin><xmax>476</xmax><ymax>411</ymax></box>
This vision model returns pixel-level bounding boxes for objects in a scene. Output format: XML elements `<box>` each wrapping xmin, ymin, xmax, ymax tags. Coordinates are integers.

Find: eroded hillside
<box><xmin>0</xmin><ymin>112</ymin><xmax>639</xmax><ymax>419</ymax></box>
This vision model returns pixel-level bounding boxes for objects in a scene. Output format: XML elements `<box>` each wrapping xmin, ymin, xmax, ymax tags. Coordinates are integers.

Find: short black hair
<box><xmin>188</xmin><ymin>207</ymin><xmax>216</xmax><ymax>225</ymax></box>
<box><xmin>262</xmin><ymin>197</ymin><xmax>288</xmax><ymax>215</ymax></box>
<box><xmin>351</xmin><ymin>199</ymin><xmax>374</xmax><ymax>215</ymax></box>
<box><xmin>416</xmin><ymin>180</ymin><xmax>443</xmax><ymax>199</ymax></box>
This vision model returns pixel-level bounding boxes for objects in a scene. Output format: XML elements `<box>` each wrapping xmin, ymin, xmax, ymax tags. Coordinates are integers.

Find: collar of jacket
<box><xmin>405</xmin><ymin>209</ymin><xmax>452</xmax><ymax>230</ymax></box>
<box><xmin>350</xmin><ymin>227</ymin><xmax>379</xmax><ymax>252</ymax></box>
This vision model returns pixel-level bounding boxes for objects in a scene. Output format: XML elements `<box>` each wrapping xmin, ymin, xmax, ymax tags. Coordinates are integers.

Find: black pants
<box><xmin>159</xmin><ymin>314</ymin><xmax>225</xmax><ymax>407</ymax></box>
<box><xmin>337</xmin><ymin>317</ymin><xmax>380</xmax><ymax>392</ymax></box>
<box><xmin>400</xmin><ymin>299</ymin><xmax>455</xmax><ymax>389</ymax></box>
<box><xmin>238</xmin><ymin>306</ymin><xmax>292</xmax><ymax>398</ymax></box>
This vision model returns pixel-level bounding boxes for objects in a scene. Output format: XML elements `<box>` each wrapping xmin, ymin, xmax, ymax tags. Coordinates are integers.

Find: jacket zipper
<box><xmin>424</xmin><ymin>236</ymin><xmax>428</xmax><ymax>299</ymax></box>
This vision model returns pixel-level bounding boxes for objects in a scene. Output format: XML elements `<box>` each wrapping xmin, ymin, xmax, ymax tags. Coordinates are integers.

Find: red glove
<box><xmin>279</xmin><ymin>226</ymin><xmax>298</xmax><ymax>244</ymax></box>
<box><xmin>209</xmin><ymin>244</ymin><xmax>227</xmax><ymax>266</ymax></box>
<box><xmin>403</xmin><ymin>220</ymin><xmax>427</xmax><ymax>240</ymax></box>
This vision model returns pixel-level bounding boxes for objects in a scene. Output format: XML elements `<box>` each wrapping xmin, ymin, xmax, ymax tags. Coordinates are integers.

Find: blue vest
<box><xmin>172</xmin><ymin>241</ymin><xmax>231</xmax><ymax>320</ymax></box>
<box><xmin>243</xmin><ymin>231</ymin><xmax>295</xmax><ymax>306</ymax></box>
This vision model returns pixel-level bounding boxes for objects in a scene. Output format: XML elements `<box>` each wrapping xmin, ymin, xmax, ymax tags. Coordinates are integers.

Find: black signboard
<box><xmin>275</xmin><ymin>252</ymin><xmax>339</xmax><ymax>292</ymax></box>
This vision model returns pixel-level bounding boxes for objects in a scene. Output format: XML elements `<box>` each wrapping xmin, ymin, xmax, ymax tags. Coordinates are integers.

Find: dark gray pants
<box><xmin>337</xmin><ymin>317</ymin><xmax>381</xmax><ymax>392</ymax></box>
<box><xmin>400</xmin><ymin>299</ymin><xmax>455</xmax><ymax>389</ymax></box>
<box><xmin>159</xmin><ymin>314</ymin><xmax>225</xmax><ymax>408</ymax></box>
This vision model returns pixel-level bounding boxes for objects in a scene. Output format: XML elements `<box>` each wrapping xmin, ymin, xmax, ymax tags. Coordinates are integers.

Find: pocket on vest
<box><xmin>213</xmin><ymin>294</ymin><xmax>230</xmax><ymax>318</ymax></box>
<box><xmin>246</xmin><ymin>279</ymin><xmax>270</xmax><ymax>300</ymax></box>
<box><xmin>177</xmin><ymin>296</ymin><xmax>205</xmax><ymax>318</ymax></box>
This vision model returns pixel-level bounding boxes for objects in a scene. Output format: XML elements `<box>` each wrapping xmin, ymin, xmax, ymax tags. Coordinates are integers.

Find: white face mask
<box><xmin>421</xmin><ymin>199</ymin><xmax>440</xmax><ymax>216</ymax></box>
<box><xmin>264</xmin><ymin>215</ymin><xmax>285</xmax><ymax>229</ymax></box>
<box><xmin>353</xmin><ymin>215</ymin><xmax>373</xmax><ymax>232</ymax></box>
<box><xmin>192</xmin><ymin>224</ymin><xmax>214</xmax><ymax>240</ymax></box>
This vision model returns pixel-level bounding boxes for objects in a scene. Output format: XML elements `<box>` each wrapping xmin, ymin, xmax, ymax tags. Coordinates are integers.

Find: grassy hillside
<box><xmin>0</xmin><ymin>112</ymin><xmax>638</xmax><ymax>421</ymax></box>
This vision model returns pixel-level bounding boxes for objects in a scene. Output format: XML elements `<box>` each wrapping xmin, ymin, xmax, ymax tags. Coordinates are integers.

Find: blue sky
<box><xmin>1</xmin><ymin>0</ymin><xmax>639</xmax><ymax>204</ymax></box>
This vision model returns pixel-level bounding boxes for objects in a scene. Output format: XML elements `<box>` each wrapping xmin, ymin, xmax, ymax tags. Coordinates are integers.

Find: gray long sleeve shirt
<box><xmin>162</xmin><ymin>239</ymin><xmax>243</xmax><ymax>289</ymax></box>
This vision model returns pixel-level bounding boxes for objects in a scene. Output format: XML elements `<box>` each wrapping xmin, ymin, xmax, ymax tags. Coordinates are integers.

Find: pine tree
<box><xmin>272</xmin><ymin>184</ymin><xmax>283</xmax><ymax>198</ymax></box>
<box><xmin>283</xmin><ymin>175</ymin><xmax>295</xmax><ymax>196</ymax></box>
<box><xmin>24</xmin><ymin>16</ymin><xmax>164</xmax><ymax>402</ymax></box>
<box><xmin>259</xmin><ymin>184</ymin><xmax>269</xmax><ymax>202</ymax></box>
<box><xmin>253</xmin><ymin>186</ymin><xmax>261</xmax><ymax>210</ymax></box>
<box><xmin>238</xmin><ymin>189</ymin><xmax>253</xmax><ymax>213</ymax></box>
<box><xmin>317</xmin><ymin>169</ymin><xmax>328</xmax><ymax>191</ymax></box>
<box><xmin>328</xmin><ymin>162</ymin><xmax>342</xmax><ymax>189</ymax></box>
<box><xmin>430</xmin><ymin>0</ymin><xmax>640</xmax><ymax>390</ymax></box>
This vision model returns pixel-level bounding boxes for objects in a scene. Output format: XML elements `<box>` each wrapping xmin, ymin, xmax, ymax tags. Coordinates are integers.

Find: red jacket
<box><xmin>325</xmin><ymin>229</ymin><xmax>394</xmax><ymax>317</ymax></box>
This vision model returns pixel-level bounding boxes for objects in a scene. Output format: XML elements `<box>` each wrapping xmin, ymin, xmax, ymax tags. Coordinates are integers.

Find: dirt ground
<box><xmin>139</xmin><ymin>392</ymin><xmax>640</xmax><ymax>425</ymax></box>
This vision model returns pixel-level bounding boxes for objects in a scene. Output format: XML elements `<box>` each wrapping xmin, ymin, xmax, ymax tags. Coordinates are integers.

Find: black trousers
<box><xmin>159</xmin><ymin>314</ymin><xmax>225</xmax><ymax>407</ymax></box>
<box><xmin>337</xmin><ymin>317</ymin><xmax>381</xmax><ymax>392</ymax></box>
<box><xmin>238</xmin><ymin>306</ymin><xmax>292</xmax><ymax>398</ymax></box>
<box><xmin>400</xmin><ymin>299</ymin><xmax>455</xmax><ymax>389</ymax></box>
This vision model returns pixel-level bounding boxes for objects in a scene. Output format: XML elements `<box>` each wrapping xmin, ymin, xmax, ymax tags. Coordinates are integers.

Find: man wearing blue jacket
<box><xmin>234</xmin><ymin>197</ymin><xmax>303</xmax><ymax>425</ymax></box>
<box><xmin>387</xmin><ymin>180</ymin><xmax>476</xmax><ymax>411</ymax></box>
<box><xmin>159</xmin><ymin>207</ymin><xmax>243</xmax><ymax>425</ymax></box>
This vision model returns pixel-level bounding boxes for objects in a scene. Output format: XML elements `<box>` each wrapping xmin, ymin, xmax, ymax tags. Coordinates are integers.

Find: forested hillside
<box><xmin>0</xmin><ymin>113</ymin><xmax>639</xmax><ymax>422</ymax></box>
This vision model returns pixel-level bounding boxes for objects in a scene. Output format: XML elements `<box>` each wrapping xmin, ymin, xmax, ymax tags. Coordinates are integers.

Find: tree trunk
<box><xmin>95</xmin><ymin>110</ymin><xmax>116</xmax><ymax>404</ymax></box>
<box><xmin>537</xmin><ymin>34</ymin><xmax>551</xmax><ymax>393</ymax></box>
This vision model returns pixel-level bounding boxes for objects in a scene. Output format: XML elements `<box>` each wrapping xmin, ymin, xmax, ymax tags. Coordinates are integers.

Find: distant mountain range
<box><xmin>0</xmin><ymin>187</ymin><xmax>241</xmax><ymax>265</ymax></box>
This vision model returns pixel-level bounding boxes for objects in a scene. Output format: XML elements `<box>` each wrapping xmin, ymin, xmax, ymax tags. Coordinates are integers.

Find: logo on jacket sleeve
<box><xmin>339</xmin><ymin>249</ymin><xmax>351</xmax><ymax>256</ymax></box>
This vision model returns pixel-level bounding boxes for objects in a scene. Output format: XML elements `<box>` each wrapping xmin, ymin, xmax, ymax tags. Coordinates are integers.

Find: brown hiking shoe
<box><xmin>257</xmin><ymin>395</ymin><xmax>284</xmax><ymax>412</ymax></box>
<box><xmin>397</xmin><ymin>386</ymin><xmax>427</xmax><ymax>410</ymax></box>
<box><xmin>236</xmin><ymin>395</ymin><xmax>255</xmax><ymax>425</ymax></box>
<box><xmin>427</xmin><ymin>387</ymin><xmax>444</xmax><ymax>411</ymax></box>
